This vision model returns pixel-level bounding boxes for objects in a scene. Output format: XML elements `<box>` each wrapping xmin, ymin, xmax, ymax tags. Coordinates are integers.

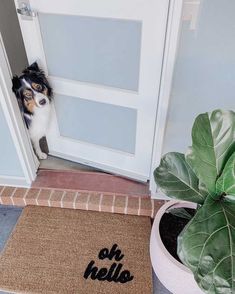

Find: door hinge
<box><xmin>17</xmin><ymin>1</ymin><xmax>37</xmax><ymax>20</ymax></box>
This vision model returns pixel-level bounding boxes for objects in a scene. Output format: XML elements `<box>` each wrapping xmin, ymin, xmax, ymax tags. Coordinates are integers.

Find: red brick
<box><xmin>0</xmin><ymin>187</ymin><xmax>16</xmax><ymax>205</ymax></box>
<box><xmin>101</xmin><ymin>194</ymin><xmax>114</xmax><ymax>213</ymax></box>
<box><xmin>75</xmin><ymin>192</ymin><xmax>89</xmax><ymax>210</ymax></box>
<box><xmin>38</xmin><ymin>189</ymin><xmax>52</xmax><ymax>206</ymax></box>
<box><xmin>113</xmin><ymin>195</ymin><xmax>126</xmax><ymax>214</ymax></box>
<box><xmin>50</xmin><ymin>190</ymin><xmax>64</xmax><ymax>208</ymax></box>
<box><xmin>12</xmin><ymin>188</ymin><xmax>28</xmax><ymax>206</ymax></box>
<box><xmin>63</xmin><ymin>191</ymin><xmax>76</xmax><ymax>209</ymax></box>
<box><xmin>25</xmin><ymin>188</ymin><xmax>40</xmax><ymax>205</ymax></box>
<box><xmin>127</xmin><ymin>196</ymin><xmax>139</xmax><ymax>215</ymax></box>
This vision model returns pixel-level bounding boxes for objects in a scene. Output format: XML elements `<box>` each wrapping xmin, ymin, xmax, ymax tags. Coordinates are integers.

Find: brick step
<box><xmin>0</xmin><ymin>186</ymin><xmax>164</xmax><ymax>218</ymax></box>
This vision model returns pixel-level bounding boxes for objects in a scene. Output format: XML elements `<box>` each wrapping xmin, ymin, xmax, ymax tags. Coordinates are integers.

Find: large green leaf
<box><xmin>186</xmin><ymin>110</ymin><xmax>235</xmax><ymax>194</ymax></box>
<box><xmin>154</xmin><ymin>152</ymin><xmax>207</xmax><ymax>204</ymax></box>
<box><xmin>217</xmin><ymin>152</ymin><xmax>235</xmax><ymax>197</ymax></box>
<box><xmin>178</xmin><ymin>196</ymin><xmax>235</xmax><ymax>293</ymax></box>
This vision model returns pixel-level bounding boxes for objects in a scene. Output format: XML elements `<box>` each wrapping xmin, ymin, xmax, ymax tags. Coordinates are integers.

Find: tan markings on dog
<box><xmin>43</xmin><ymin>88</ymin><xmax>48</xmax><ymax>96</ymax></box>
<box><xmin>32</xmin><ymin>83</ymin><xmax>42</xmax><ymax>91</ymax></box>
<box><xmin>24</xmin><ymin>98</ymin><xmax>37</xmax><ymax>113</ymax></box>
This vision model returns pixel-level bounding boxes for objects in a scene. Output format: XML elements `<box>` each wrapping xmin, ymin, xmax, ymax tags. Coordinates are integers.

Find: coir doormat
<box><xmin>0</xmin><ymin>206</ymin><xmax>152</xmax><ymax>293</ymax></box>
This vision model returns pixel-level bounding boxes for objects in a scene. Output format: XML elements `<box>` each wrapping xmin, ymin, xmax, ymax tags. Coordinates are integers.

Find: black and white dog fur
<box><xmin>12</xmin><ymin>62</ymin><xmax>53</xmax><ymax>160</ymax></box>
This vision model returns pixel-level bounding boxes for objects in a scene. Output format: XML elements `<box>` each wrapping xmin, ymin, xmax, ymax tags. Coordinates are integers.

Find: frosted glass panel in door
<box><xmin>54</xmin><ymin>94</ymin><xmax>137</xmax><ymax>153</ymax></box>
<box><xmin>38</xmin><ymin>13</ymin><xmax>142</xmax><ymax>91</ymax></box>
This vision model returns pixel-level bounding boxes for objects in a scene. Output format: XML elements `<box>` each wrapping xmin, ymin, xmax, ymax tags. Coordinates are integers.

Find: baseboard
<box><xmin>0</xmin><ymin>176</ymin><xmax>30</xmax><ymax>188</ymax></box>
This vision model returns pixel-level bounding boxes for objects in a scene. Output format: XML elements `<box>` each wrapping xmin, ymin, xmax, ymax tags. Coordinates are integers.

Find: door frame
<box><xmin>0</xmin><ymin>33</ymin><xmax>39</xmax><ymax>187</ymax></box>
<box><xmin>0</xmin><ymin>0</ymin><xmax>183</xmax><ymax>194</ymax></box>
<box><xmin>149</xmin><ymin>0</ymin><xmax>183</xmax><ymax>199</ymax></box>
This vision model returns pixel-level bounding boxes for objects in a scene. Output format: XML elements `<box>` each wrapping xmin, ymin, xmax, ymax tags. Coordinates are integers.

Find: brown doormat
<box><xmin>0</xmin><ymin>206</ymin><xmax>152</xmax><ymax>294</ymax></box>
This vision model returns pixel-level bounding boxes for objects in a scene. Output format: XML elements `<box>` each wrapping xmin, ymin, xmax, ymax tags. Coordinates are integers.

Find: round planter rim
<box><xmin>152</xmin><ymin>199</ymin><xmax>197</xmax><ymax>273</ymax></box>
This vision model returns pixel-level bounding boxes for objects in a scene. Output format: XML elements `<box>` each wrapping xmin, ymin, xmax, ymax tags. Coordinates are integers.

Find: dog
<box><xmin>12</xmin><ymin>62</ymin><xmax>53</xmax><ymax>160</ymax></box>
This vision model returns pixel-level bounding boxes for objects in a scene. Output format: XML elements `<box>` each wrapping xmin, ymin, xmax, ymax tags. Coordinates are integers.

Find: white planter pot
<box><xmin>150</xmin><ymin>200</ymin><xmax>204</xmax><ymax>294</ymax></box>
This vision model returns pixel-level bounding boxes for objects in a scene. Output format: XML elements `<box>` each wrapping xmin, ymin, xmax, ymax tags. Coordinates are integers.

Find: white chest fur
<box><xmin>28</xmin><ymin>104</ymin><xmax>51</xmax><ymax>140</ymax></box>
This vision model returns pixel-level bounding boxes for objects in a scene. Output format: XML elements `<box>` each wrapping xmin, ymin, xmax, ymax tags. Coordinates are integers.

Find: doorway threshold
<box><xmin>33</xmin><ymin>169</ymin><xmax>150</xmax><ymax>196</ymax></box>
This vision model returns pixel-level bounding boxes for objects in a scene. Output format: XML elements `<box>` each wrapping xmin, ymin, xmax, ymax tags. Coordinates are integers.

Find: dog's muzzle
<box><xmin>35</xmin><ymin>93</ymin><xmax>49</xmax><ymax>107</ymax></box>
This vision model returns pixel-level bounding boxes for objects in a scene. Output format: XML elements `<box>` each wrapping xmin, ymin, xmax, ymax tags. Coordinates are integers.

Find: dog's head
<box><xmin>12</xmin><ymin>62</ymin><xmax>53</xmax><ymax>115</ymax></box>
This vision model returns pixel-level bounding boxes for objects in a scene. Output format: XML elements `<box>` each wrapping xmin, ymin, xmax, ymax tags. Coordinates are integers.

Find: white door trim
<box><xmin>0</xmin><ymin>33</ymin><xmax>39</xmax><ymax>187</ymax></box>
<box><xmin>150</xmin><ymin>0</ymin><xmax>183</xmax><ymax>199</ymax></box>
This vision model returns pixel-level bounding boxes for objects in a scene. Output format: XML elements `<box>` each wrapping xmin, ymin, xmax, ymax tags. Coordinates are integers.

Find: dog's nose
<box><xmin>39</xmin><ymin>99</ymin><xmax>46</xmax><ymax>106</ymax></box>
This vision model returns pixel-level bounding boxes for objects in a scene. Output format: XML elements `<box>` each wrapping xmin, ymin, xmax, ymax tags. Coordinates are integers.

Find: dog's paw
<box><xmin>37</xmin><ymin>152</ymin><xmax>47</xmax><ymax>160</ymax></box>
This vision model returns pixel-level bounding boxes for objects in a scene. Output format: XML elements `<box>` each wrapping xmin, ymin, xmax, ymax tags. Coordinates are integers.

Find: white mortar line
<box><xmin>48</xmin><ymin>190</ymin><xmax>53</xmax><ymax>207</ymax></box>
<box><xmin>23</xmin><ymin>189</ymin><xmax>28</xmax><ymax>206</ymax></box>
<box><xmin>35</xmin><ymin>189</ymin><xmax>41</xmax><ymax>206</ymax></box>
<box><xmin>86</xmin><ymin>193</ymin><xmax>91</xmax><ymax>210</ymax></box>
<box><xmin>60</xmin><ymin>191</ymin><xmax>66</xmax><ymax>208</ymax></box>
<box><xmin>124</xmin><ymin>196</ymin><xmax>128</xmax><ymax>214</ymax></box>
<box><xmin>99</xmin><ymin>193</ymin><xmax>103</xmax><ymax>212</ymax></box>
<box><xmin>138</xmin><ymin>197</ymin><xmax>141</xmax><ymax>216</ymax></box>
<box><xmin>0</xmin><ymin>187</ymin><xmax>4</xmax><ymax>204</ymax></box>
<box><xmin>73</xmin><ymin>191</ymin><xmax>79</xmax><ymax>209</ymax></box>
<box><xmin>10</xmin><ymin>187</ymin><xmax>17</xmax><ymax>206</ymax></box>
<box><xmin>111</xmin><ymin>194</ymin><xmax>116</xmax><ymax>213</ymax></box>
<box><xmin>151</xmin><ymin>199</ymin><xmax>155</xmax><ymax>218</ymax></box>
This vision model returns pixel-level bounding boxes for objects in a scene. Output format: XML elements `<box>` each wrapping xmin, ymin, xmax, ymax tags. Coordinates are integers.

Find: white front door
<box><xmin>15</xmin><ymin>0</ymin><xmax>169</xmax><ymax>181</ymax></box>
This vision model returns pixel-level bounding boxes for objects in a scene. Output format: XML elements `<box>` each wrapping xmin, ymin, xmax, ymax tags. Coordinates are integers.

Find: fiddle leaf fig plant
<box><xmin>154</xmin><ymin>109</ymin><xmax>235</xmax><ymax>293</ymax></box>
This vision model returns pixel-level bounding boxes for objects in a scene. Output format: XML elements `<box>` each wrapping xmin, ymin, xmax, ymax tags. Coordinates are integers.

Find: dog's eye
<box><xmin>23</xmin><ymin>89</ymin><xmax>33</xmax><ymax>99</ymax></box>
<box><xmin>32</xmin><ymin>83</ymin><xmax>42</xmax><ymax>91</ymax></box>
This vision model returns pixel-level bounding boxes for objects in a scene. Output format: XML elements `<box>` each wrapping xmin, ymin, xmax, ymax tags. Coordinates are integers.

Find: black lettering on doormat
<box><xmin>83</xmin><ymin>244</ymin><xmax>134</xmax><ymax>283</ymax></box>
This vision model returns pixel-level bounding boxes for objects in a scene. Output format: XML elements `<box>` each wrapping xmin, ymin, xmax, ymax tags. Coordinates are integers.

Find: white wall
<box><xmin>0</xmin><ymin>0</ymin><xmax>26</xmax><ymax>178</ymax></box>
<box><xmin>0</xmin><ymin>104</ymin><xmax>24</xmax><ymax>177</ymax></box>
<box><xmin>163</xmin><ymin>0</ymin><xmax>235</xmax><ymax>154</ymax></box>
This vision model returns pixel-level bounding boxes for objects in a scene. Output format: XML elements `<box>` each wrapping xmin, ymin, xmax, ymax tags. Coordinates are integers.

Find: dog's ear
<box><xmin>43</xmin><ymin>77</ymin><xmax>53</xmax><ymax>99</ymax></box>
<box><xmin>12</xmin><ymin>76</ymin><xmax>24</xmax><ymax>112</ymax></box>
<box><xmin>12</xmin><ymin>75</ymin><xmax>21</xmax><ymax>94</ymax></box>
<box><xmin>39</xmin><ymin>71</ymin><xmax>53</xmax><ymax>99</ymax></box>
<box><xmin>23</xmin><ymin>62</ymin><xmax>40</xmax><ymax>73</ymax></box>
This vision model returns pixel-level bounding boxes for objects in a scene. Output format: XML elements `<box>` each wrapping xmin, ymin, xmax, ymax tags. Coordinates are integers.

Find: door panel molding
<box><xmin>51</xmin><ymin>78</ymin><xmax>140</xmax><ymax>109</ymax></box>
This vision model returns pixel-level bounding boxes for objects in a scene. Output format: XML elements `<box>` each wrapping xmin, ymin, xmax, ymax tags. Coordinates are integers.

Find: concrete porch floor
<box><xmin>0</xmin><ymin>205</ymin><xmax>171</xmax><ymax>294</ymax></box>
